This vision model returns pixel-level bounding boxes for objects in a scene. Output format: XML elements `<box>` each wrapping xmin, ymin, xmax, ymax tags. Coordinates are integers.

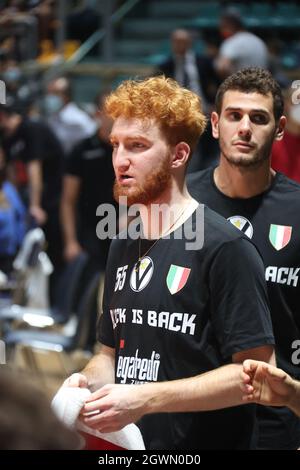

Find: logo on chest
<box><xmin>130</xmin><ymin>257</ymin><xmax>154</xmax><ymax>292</ymax></box>
<box><xmin>166</xmin><ymin>264</ymin><xmax>191</xmax><ymax>295</ymax></box>
<box><xmin>227</xmin><ymin>215</ymin><xmax>253</xmax><ymax>239</ymax></box>
<box><xmin>269</xmin><ymin>224</ymin><xmax>292</xmax><ymax>251</ymax></box>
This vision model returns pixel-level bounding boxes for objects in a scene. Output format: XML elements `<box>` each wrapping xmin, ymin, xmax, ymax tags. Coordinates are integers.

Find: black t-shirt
<box><xmin>65</xmin><ymin>133</ymin><xmax>115</xmax><ymax>228</ymax></box>
<box><xmin>188</xmin><ymin>169</ymin><xmax>300</xmax><ymax>449</ymax></box>
<box><xmin>99</xmin><ymin>205</ymin><xmax>274</xmax><ymax>450</ymax></box>
<box><xmin>188</xmin><ymin>169</ymin><xmax>300</xmax><ymax>379</ymax></box>
<box><xmin>2</xmin><ymin>118</ymin><xmax>63</xmax><ymax>209</ymax></box>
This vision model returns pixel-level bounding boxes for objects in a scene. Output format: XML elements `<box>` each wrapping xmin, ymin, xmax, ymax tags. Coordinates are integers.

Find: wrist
<box><xmin>66</xmin><ymin>239</ymin><xmax>78</xmax><ymax>246</ymax></box>
<box><xmin>139</xmin><ymin>382</ymin><xmax>168</xmax><ymax>415</ymax></box>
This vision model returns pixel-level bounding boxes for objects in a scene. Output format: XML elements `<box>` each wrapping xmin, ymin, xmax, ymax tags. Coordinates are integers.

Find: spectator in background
<box><xmin>44</xmin><ymin>76</ymin><xmax>97</xmax><ymax>155</ymax></box>
<box><xmin>215</xmin><ymin>9</ymin><xmax>269</xmax><ymax>78</ymax></box>
<box><xmin>158</xmin><ymin>29</ymin><xmax>218</xmax><ymax>113</ymax></box>
<box><xmin>0</xmin><ymin>98</ymin><xmax>64</xmax><ymax>273</ymax></box>
<box><xmin>158</xmin><ymin>29</ymin><xmax>220</xmax><ymax>172</ymax></box>
<box><xmin>271</xmin><ymin>86</ymin><xmax>300</xmax><ymax>183</ymax></box>
<box><xmin>60</xmin><ymin>93</ymin><xmax>115</xmax><ymax>271</ymax></box>
<box><xmin>0</xmin><ymin>54</ymin><xmax>37</xmax><ymax>106</ymax></box>
<box><xmin>0</xmin><ymin>145</ymin><xmax>26</xmax><ymax>274</ymax></box>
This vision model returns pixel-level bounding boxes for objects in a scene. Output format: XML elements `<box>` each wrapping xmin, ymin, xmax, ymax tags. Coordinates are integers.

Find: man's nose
<box><xmin>113</xmin><ymin>146</ymin><xmax>130</xmax><ymax>172</ymax></box>
<box><xmin>238</xmin><ymin>115</ymin><xmax>252</xmax><ymax>139</ymax></box>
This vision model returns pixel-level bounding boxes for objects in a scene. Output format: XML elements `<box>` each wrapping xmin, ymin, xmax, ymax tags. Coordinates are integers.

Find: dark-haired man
<box><xmin>188</xmin><ymin>67</ymin><xmax>300</xmax><ymax>449</ymax></box>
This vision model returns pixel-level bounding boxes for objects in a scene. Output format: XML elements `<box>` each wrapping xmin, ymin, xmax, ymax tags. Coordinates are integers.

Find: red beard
<box><xmin>113</xmin><ymin>157</ymin><xmax>171</xmax><ymax>206</ymax></box>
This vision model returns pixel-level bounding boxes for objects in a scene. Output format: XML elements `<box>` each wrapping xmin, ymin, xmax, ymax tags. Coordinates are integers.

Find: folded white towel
<box><xmin>51</xmin><ymin>387</ymin><xmax>91</xmax><ymax>428</ymax></box>
<box><xmin>51</xmin><ymin>386</ymin><xmax>145</xmax><ymax>450</ymax></box>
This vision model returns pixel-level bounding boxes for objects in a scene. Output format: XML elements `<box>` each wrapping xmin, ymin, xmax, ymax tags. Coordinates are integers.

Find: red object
<box><xmin>80</xmin><ymin>431</ymin><xmax>126</xmax><ymax>450</ymax></box>
<box><xmin>271</xmin><ymin>131</ymin><xmax>300</xmax><ymax>184</ymax></box>
<box><xmin>14</xmin><ymin>160</ymin><xmax>28</xmax><ymax>186</ymax></box>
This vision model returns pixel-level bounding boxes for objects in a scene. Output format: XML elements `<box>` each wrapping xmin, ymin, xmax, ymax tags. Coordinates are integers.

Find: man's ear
<box><xmin>211</xmin><ymin>111</ymin><xmax>220</xmax><ymax>139</ymax></box>
<box><xmin>274</xmin><ymin>116</ymin><xmax>287</xmax><ymax>141</ymax></box>
<box><xmin>171</xmin><ymin>142</ymin><xmax>190</xmax><ymax>169</ymax></box>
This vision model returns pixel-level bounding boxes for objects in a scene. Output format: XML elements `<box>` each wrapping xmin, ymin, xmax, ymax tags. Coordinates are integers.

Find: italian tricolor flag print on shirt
<box><xmin>269</xmin><ymin>224</ymin><xmax>292</xmax><ymax>251</ymax></box>
<box><xmin>167</xmin><ymin>264</ymin><xmax>191</xmax><ymax>294</ymax></box>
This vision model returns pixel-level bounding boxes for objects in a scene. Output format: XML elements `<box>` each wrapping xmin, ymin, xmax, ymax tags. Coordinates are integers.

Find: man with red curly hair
<box><xmin>61</xmin><ymin>76</ymin><xmax>275</xmax><ymax>449</ymax></box>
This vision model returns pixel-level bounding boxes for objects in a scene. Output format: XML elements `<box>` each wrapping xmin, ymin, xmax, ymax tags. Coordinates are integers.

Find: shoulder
<box><xmin>202</xmin><ymin>205</ymin><xmax>262</xmax><ymax>263</ymax></box>
<box><xmin>204</xmin><ymin>204</ymin><xmax>243</xmax><ymax>242</ymax></box>
<box><xmin>188</xmin><ymin>168</ymin><xmax>211</xmax><ymax>185</ymax></box>
<box><xmin>269</xmin><ymin>173</ymin><xmax>300</xmax><ymax>209</ymax></box>
<box><xmin>26</xmin><ymin>117</ymin><xmax>57</xmax><ymax>141</ymax></box>
<box><xmin>22</xmin><ymin>117</ymin><xmax>44</xmax><ymax>132</ymax></box>
<box><xmin>274</xmin><ymin>172</ymin><xmax>300</xmax><ymax>194</ymax></box>
<box><xmin>69</xmin><ymin>134</ymin><xmax>95</xmax><ymax>156</ymax></box>
<box><xmin>187</xmin><ymin>168</ymin><xmax>214</xmax><ymax>199</ymax></box>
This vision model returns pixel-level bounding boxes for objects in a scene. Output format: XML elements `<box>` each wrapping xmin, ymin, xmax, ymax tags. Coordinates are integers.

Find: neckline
<box><xmin>209</xmin><ymin>166</ymin><xmax>280</xmax><ymax>202</ymax></box>
<box><xmin>140</xmin><ymin>200</ymin><xmax>199</xmax><ymax>241</ymax></box>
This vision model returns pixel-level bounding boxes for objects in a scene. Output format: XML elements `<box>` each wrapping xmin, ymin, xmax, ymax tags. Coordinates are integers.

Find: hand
<box><xmin>62</xmin><ymin>373</ymin><xmax>89</xmax><ymax>389</ymax></box>
<box><xmin>80</xmin><ymin>383</ymin><xmax>147</xmax><ymax>433</ymax></box>
<box><xmin>64</xmin><ymin>240</ymin><xmax>83</xmax><ymax>262</ymax></box>
<box><xmin>29</xmin><ymin>205</ymin><xmax>48</xmax><ymax>225</ymax></box>
<box><xmin>241</xmin><ymin>360</ymin><xmax>294</xmax><ymax>407</ymax></box>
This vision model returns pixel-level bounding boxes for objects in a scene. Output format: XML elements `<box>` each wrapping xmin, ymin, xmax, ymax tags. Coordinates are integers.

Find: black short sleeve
<box><xmin>209</xmin><ymin>237</ymin><xmax>275</xmax><ymax>359</ymax></box>
<box><xmin>64</xmin><ymin>141</ymin><xmax>84</xmax><ymax>177</ymax></box>
<box><xmin>97</xmin><ymin>242</ymin><xmax>117</xmax><ymax>348</ymax></box>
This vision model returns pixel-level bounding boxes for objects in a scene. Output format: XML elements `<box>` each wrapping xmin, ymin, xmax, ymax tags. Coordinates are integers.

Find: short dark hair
<box><xmin>221</xmin><ymin>9</ymin><xmax>244</xmax><ymax>30</ymax></box>
<box><xmin>215</xmin><ymin>67</ymin><xmax>284</xmax><ymax>122</ymax></box>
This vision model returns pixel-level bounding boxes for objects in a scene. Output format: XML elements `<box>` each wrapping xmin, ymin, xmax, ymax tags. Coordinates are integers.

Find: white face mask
<box><xmin>44</xmin><ymin>94</ymin><xmax>64</xmax><ymax>115</ymax></box>
<box><xmin>290</xmin><ymin>104</ymin><xmax>300</xmax><ymax>125</ymax></box>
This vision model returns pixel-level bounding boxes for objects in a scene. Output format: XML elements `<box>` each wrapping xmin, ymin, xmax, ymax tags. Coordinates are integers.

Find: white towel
<box><xmin>51</xmin><ymin>387</ymin><xmax>145</xmax><ymax>450</ymax></box>
<box><xmin>51</xmin><ymin>387</ymin><xmax>91</xmax><ymax>428</ymax></box>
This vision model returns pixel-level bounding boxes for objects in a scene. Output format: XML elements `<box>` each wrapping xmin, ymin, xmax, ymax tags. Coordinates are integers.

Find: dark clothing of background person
<box><xmin>2</xmin><ymin>117</ymin><xmax>64</xmax><ymax>271</ymax></box>
<box><xmin>65</xmin><ymin>132</ymin><xmax>116</xmax><ymax>270</ymax></box>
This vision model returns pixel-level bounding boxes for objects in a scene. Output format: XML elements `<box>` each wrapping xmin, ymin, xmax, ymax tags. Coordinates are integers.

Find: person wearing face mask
<box><xmin>60</xmin><ymin>92</ymin><xmax>115</xmax><ymax>270</ymax></box>
<box><xmin>0</xmin><ymin>57</ymin><xmax>26</xmax><ymax>99</ymax></box>
<box><xmin>271</xmin><ymin>86</ymin><xmax>300</xmax><ymax>184</ymax></box>
<box><xmin>44</xmin><ymin>76</ymin><xmax>97</xmax><ymax>156</ymax></box>
<box><xmin>2</xmin><ymin>65</ymin><xmax>21</xmax><ymax>84</ymax></box>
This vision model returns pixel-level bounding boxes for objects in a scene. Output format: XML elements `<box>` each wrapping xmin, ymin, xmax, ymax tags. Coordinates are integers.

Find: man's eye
<box><xmin>132</xmin><ymin>142</ymin><xmax>145</xmax><ymax>148</ymax></box>
<box><xmin>229</xmin><ymin>112</ymin><xmax>241</xmax><ymax>120</ymax></box>
<box><xmin>111</xmin><ymin>142</ymin><xmax>118</xmax><ymax>149</ymax></box>
<box><xmin>251</xmin><ymin>115</ymin><xmax>268</xmax><ymax>124</ymax></box>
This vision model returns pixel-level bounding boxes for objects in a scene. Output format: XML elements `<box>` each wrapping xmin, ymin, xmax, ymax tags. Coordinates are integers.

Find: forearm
<box><xmin>140</xmin><ymin>364</ymin><xmax>244</xmax><ymax>415</ymax></box>
<box><xmin>81</xmin><ymin>347</ymin><xmax>115</xmax><ymax>392</ymax></box>
<box><xmin>60</xmin><ymin>176</ymin><xmax>81</xmax><ymax>244</ymax></box>
<box><xmin>27</xmin><ymin>160</ymin><xmax>42</xmax><ymax>207</ymax></box>
<box><xmin>60</xmin><ymin>198</ymin><xmax>78</xmax><ymax>244</ymax></box>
